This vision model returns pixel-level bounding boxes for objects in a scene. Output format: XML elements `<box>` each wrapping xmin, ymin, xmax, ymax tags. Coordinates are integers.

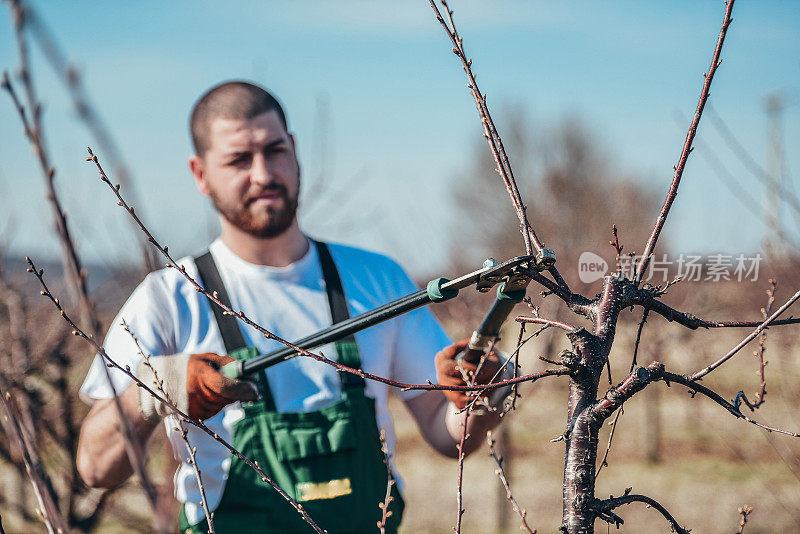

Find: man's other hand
<box><xmin>137</xmin><ymin>352</ymin><xmax>259</xmax><ymax>421</ymax></box>
<box><xmin>435</xmin><ymin>338</ymin><xmax>505</xmax><ymax>410</ymax></box>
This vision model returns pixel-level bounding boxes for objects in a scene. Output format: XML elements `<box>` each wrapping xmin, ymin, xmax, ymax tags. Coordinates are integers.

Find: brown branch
<box><xmin>515</xmin><ymin>316</ymin><xmax>576</xmax><ymax>332</ymax></box>
<box><xmin>590</xmin><ymin>362</ymin><xmax>664</xmax><ymax>425</ymax></box>
<box><xmin>21</xmin><ymin>1</ymin><xmax>158</xmax><ymax>271</ymax></box>
<box><xmin>122</xmin><ymin>321</ymin><xmax>216</xmax><ymax>533</ymax></box>
<box><xmin>630</xmin><ymin>309</ymin><xmax>649</xmax><ymax>373</ymax></box>
<box><xmin>487</xmin><ymin>431</ymin><xmax>536</xmax><ymax>533</ymax></box>
<box><xmin>2</xmin><ymin>32</ymin><xmax>100</xmax><ymax>336</ymax></box>
<box><xmin>595</xmin><ymin>407</ymin><xmax>623</xmax><ymax>479</ymax></box>
<box><xmin>4</xmin><ymin>6</ymin><xmax>161</xmax><ymax>513</ymax></box>
<box><xmin>454</xmin><ymin>407</ymin><xmax>470</xmax><ymax>534</ymax></box>
<box><xmin>609</xmin><ymin>225</ymin><xmax>623</xmax><ymax>273</ymax></box>
<box><xmin>660</xmin><ymin>372</ymin><xmax>799</xmax><ymax>437</ymax></box>
<box><xmin>26</xmin><ymin>257</ymin><xmax>325</xmax><ymax>534</ymax></box>
<box><xmin>0</xmin><ymin>375</ymin><xmax>69</xmax><ymax>534</ymax></box>
<box><xmin>377</xmin><ymin>431</ymin><xmax>396</xmax><ymax>534</ymax></box>
<box><xmin>737</xmin><ymin>505</ymin><xmax>753</xmax><ymax>534</ymax></box>
<box><xmin>737</xmin><ymin>280</ymin><xmax>776</xmax><ymax>410</ymax></box>
<box><xmin>428</xmin><ymin>0</ymin><xmax>554</xmax><ymax>265</ymax></box>
<box><xmin>593</xmin><ymin>490</ymin><xmax>690</xmax><ymax>534</ymax></box>
<box><xmin>635</xmin><ymin>0</ymin><xmax>736</xmax><ymax>281</ymax></box>
<box><xmin>690</xmin><ymin>285</ymin><xmax>800</xmax><ymax>380</ymax></box>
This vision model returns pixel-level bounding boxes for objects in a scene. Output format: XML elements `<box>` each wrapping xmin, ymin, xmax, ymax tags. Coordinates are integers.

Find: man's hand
<box><xmin>435</xmin><ymin>338</ymin><xmax>506</xmax><ymax>410</ymax></box>
<box><xmin>137</xmin><ymin>352</ymin><xmax>259</xmax><ymax>421</ymax></box>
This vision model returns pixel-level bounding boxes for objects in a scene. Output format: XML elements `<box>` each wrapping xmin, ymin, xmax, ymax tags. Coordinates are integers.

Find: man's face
<box><xmin>191</xmin><ymin>110</ymin><xmax>300</xmax><ymax>238</ymax></box>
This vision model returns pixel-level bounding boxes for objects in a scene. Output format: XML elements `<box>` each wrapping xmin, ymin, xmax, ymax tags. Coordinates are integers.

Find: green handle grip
<box><xmin>221</xmin><ymin>360</ymin><xmax>243</xmax><ymax>380</ymax></box>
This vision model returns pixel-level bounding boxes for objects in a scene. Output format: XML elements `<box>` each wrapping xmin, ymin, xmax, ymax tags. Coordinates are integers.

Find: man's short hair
<box><xmin>189</xmin><ymin>81</ymin><xmax>288</xmax><ymax>157</ymax></box>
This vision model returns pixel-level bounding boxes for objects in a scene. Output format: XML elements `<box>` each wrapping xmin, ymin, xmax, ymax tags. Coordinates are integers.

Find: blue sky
<box><xmin>1</xmin><ymin>1</ymin><xmax>798</xmax><ymax>277</ymax></box>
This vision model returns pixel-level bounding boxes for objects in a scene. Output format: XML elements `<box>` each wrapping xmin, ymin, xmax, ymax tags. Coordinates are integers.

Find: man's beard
<box><xmin>209</xmin><ymin>183</ymin><xmax>299</xmax><ymax>239</ymax></box>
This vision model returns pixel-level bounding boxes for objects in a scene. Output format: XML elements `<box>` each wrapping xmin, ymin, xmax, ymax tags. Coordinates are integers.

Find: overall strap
<box><xmin>314</xmin><ymin>241</ymin><xmax>366</xmax><ymax>391</ymax></box>
<box><xmin>194</xmin><ymin>251</ymin><xmax>276</xmax><ymax>410</ymax></box>
<box><xmin>195</xmin><ymin>252</ymin><xmax>246</xmax><ymax>353</ymax></box>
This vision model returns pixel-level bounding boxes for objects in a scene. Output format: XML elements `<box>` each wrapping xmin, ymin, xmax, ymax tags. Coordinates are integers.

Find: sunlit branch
<box><xmin>635</xmin><ymin>0</ymin><xmax>736</xmax><ymax>281</ymax></box>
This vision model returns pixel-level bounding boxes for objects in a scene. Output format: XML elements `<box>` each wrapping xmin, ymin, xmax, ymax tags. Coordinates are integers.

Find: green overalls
<box><xmin>181</xmin><ymin>242</ymin><xmax>404</xmax><ymax>533</ymax></box>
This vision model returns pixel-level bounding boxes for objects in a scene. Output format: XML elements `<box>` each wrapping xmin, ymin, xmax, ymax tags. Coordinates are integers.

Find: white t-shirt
<box><xmin>80</xmin><ymin>238</ymin><xmax>450</xmax><ymax>524</ymax></box>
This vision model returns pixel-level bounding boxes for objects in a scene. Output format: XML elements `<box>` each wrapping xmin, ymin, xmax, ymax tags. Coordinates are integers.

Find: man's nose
<box><xmin>250</xmin><ymin>153</ymin><xmax>272</xmax><ymax>186</ymax></box>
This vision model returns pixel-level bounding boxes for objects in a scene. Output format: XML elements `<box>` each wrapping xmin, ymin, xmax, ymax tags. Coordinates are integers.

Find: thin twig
<box><xmin>454</xmin><ymin>408</ymin><xmax>470</xmax><ymax>534</ymax></box>
<box><xmin>4</xmin><ymin>27</ymin><xmax>158</xmax><ymax>508</ymax></box>
<box><xmin>737</xmin><ymin>505</ymin><xmax>753</xmax><ymax>534</ymax></box>
<box><xmin>609</xmin><ymin>225</ymin><xmax>623</xmax><ymax>273</ymax></box>
<box><xmin>487</xmin><ymin>431</ymin><xmax>535</xmax><ymax>533</ymax></box>
<box><xmin>660</xmin><ymin>371</ymin><xmax>799</xmax><ymax>437</ymax></box>
<box><xmin>0</xmin><ymin>376</ymin><xmax>70</xmax><ymax>534</ymax></box>
<box><xmin>515</xmin><ymin>316</ymin><xmax>576</xmax><ymax>332</ymax></box>
<box><xmin>690</xmin><ymin>285</ymin><xmax>800</xmax><ymax>380</ymax></box>
<box><xmin>595</xmin><ymin>407</ymin><xmax>623</xmax><ymax>479</ymax></box>
<box><xmin>25</xmin><ymin>258</ymin><xmax>325</xmax><ymax>534</ymax></box>
<box><xmin>635</xmin><ymin>0</ymin><xmax>736</xmax><ymax>281</ymax></box>
<box><xmin>428</xmin><ymin>0</ymin><xmax>545</xmax><ymax>259</ymax></box>
<box><xmin>736</xmin><ymin>280</ymin><xmax>776</xmax><ymax>410</ymax></box>
<box><xmin>122</xmin><ymin>321</ymin><xmax>216</xmax><ymax>533</ymax></box>
<box><xmin>708</xmin><ymin>105</ymin><xmax>800</xmax><ymax>218</ymax></box>
<box><xmin>630</xmin><ymin>309</ymin><xmax>649</xmax><ymax>373</ymax></box>
<box><xmin>377</xmin><ymin>430</ymin><xmax>396</xmax><ymax>534</ymax></box>
<box><xmin>21</xmin><ymin>0</ymin><xmax>157</xmax><ymax>270</ymax></box>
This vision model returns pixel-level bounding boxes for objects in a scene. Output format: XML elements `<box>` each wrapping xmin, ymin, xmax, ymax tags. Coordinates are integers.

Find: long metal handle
<box><xmin>222</xmin><ymin>255</ymin><xmax>535</xmax><ymax>379</ymax></box>
<box><xmin>239</xmin><ymin>289</ymin><xmax>431</xmax><ymax>376</ymax></box>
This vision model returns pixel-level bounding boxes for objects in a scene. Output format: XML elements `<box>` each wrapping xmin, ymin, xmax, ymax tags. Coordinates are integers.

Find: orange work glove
<box><xmin>137</xmin><ymin>352</ymin><xmax>259</xmax><ymax>422</ymax></box>
<box><xmin>435</xmin><ymin>338</ymin><xmax>507</xmax><ymax>410</ymax></box>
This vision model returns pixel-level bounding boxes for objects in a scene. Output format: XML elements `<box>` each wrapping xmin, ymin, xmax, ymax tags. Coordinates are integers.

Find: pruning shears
<box><xmin>222</xmin><ymin>248</ymin><xmax>556</xmax><ymax>380</ymax></box>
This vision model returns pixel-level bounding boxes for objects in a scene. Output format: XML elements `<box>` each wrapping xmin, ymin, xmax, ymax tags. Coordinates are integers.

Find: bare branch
<box><xmin>593</xmin><ymin>490</ymin><xmax>690</xmax><ymax>534</ymax></box>
<box><xmin>25</xmin><ymin>257</ymin><xmax>326</xmax><ymax>534</ymax></box>
<box><xmin>595</xmin><ymin>407</ymin><xmax>623</xmax><ymax>479</ymax></box>
<box><xmin>736</xmin><ymin>280</ymin><xmax>776</xmax><ymax>410</ymax></box>
<box><xmin>377</xmin><ymin>431</ymin><xmax>396</xmax><ymax>534</ymax></box>
<box><xmin>630</xmin><ymin>309</ymin><xmax>649</xmax><ymax>372</ymax></box>
<box><xmin>0</xmin><ymin>375</ymin><xmax>70</xmax><ymax>534</ymax></box>
<box><xmin>487</xmin><ymin>431</ymin><xmax>536</xmax><ymax>533</ymax></box>
<box><xmin>4</xmin><ymin>9</ymin><xmax>161</xmax><ymax>510</ymax></box>
<box><xmin>122</xmin><ymin>322</ymin><xmax>216</xmax><ymax>533</ymax></box>
<box><xmin>426</xmin><ymin>0</ymin><xmax>570</xmax><ymax>288</ymax></box>
<box><xmin>690</xmin><ymin>285</ymin><xmax>800</xmax><ymax>380</ymax></box>
<box><xmin>635</xmin><ymin>0</ymin><xmax>736</xmax><ymax>281</ymax></box>
<box><xmin>22</xmin><ymin>1</ymin><xmax>157</xmax><ymax>270</ymax></box>
<box><xmin>609</xmin><ymin>225</ymin><xmax>623</xmax><ymax>273</ymax></box>
<box><xmin>515</xmin><ymin>316</ymin><xmax>576</xmax><ymax>332</ymax></box>
<box><xmin>660</xmin><ymin>372</ymin><xmax>799</xmax><ymax>437</ymax></box>
<box><xmin>591</xmin><ymin>362</ymin><xmax>664</xmax><ymax>424</ymax></box>
<box><xmin>454</xmin><ymin>408</ymin><xmax>470</xmax><ymax>534</ymax></box>
<box><xmin>737</xmin><ymin>505</ymin><xmax>753</xmax><ymax>534</ymax></box>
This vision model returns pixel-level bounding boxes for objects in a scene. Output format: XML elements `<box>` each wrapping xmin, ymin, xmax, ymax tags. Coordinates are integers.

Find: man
<box><xmin>77</xmin><ymin>81</ymin><xmax>506</xmax><ymax>533</ymax></box>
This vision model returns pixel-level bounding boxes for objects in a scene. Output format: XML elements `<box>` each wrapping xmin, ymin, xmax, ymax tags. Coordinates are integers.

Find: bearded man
<box><xmin>76</xmin><ymin>81</ymin><xmax>506</xmax><ymax>533</ymax></box>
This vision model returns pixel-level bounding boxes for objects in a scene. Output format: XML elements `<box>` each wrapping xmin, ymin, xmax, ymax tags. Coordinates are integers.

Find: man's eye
<box><xmin>229</xmin><ymin>155</ymin><xmax>251</xmax><ymax>166</ymax></box>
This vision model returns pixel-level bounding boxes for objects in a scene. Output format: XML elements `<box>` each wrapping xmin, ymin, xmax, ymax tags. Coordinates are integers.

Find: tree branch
<box><xmin>487</xmin><ymin>431</ymin><xmax>536</xmax><ymax>533</ymax></box>
<box><xmin>590</xmin><ymin>362</ymin><xmax>664</xmax><ymax>425</ymax></box>
<box><xmin>593</xmin><ymin>491</ymin><xmax>690</xmax><ymax>534</ymax></box>
<box><xmin>26</xmin><ymin>257</ymin><xmax>326</xmax><ymax>534</ymax></box>
<box><xmin>635</xmin><ymin>0</ymin><xmax>736</xmax><ymax>281</ymax></box>
<box><xmin>660</xmin><ymin>372</ymin><xmax>799</xmax><ymax>437</ymax></box>
<box><xmin>690</xmin><ymin>285</ymin><xmax>800</xmax><ymax>379</ymax></box>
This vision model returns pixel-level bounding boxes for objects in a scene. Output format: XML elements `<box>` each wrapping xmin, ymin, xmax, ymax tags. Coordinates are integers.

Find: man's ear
<box><xmin>189</xmin><ymin>155</ymin><xmax>211</xmax><ymax>197</ymax></box>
